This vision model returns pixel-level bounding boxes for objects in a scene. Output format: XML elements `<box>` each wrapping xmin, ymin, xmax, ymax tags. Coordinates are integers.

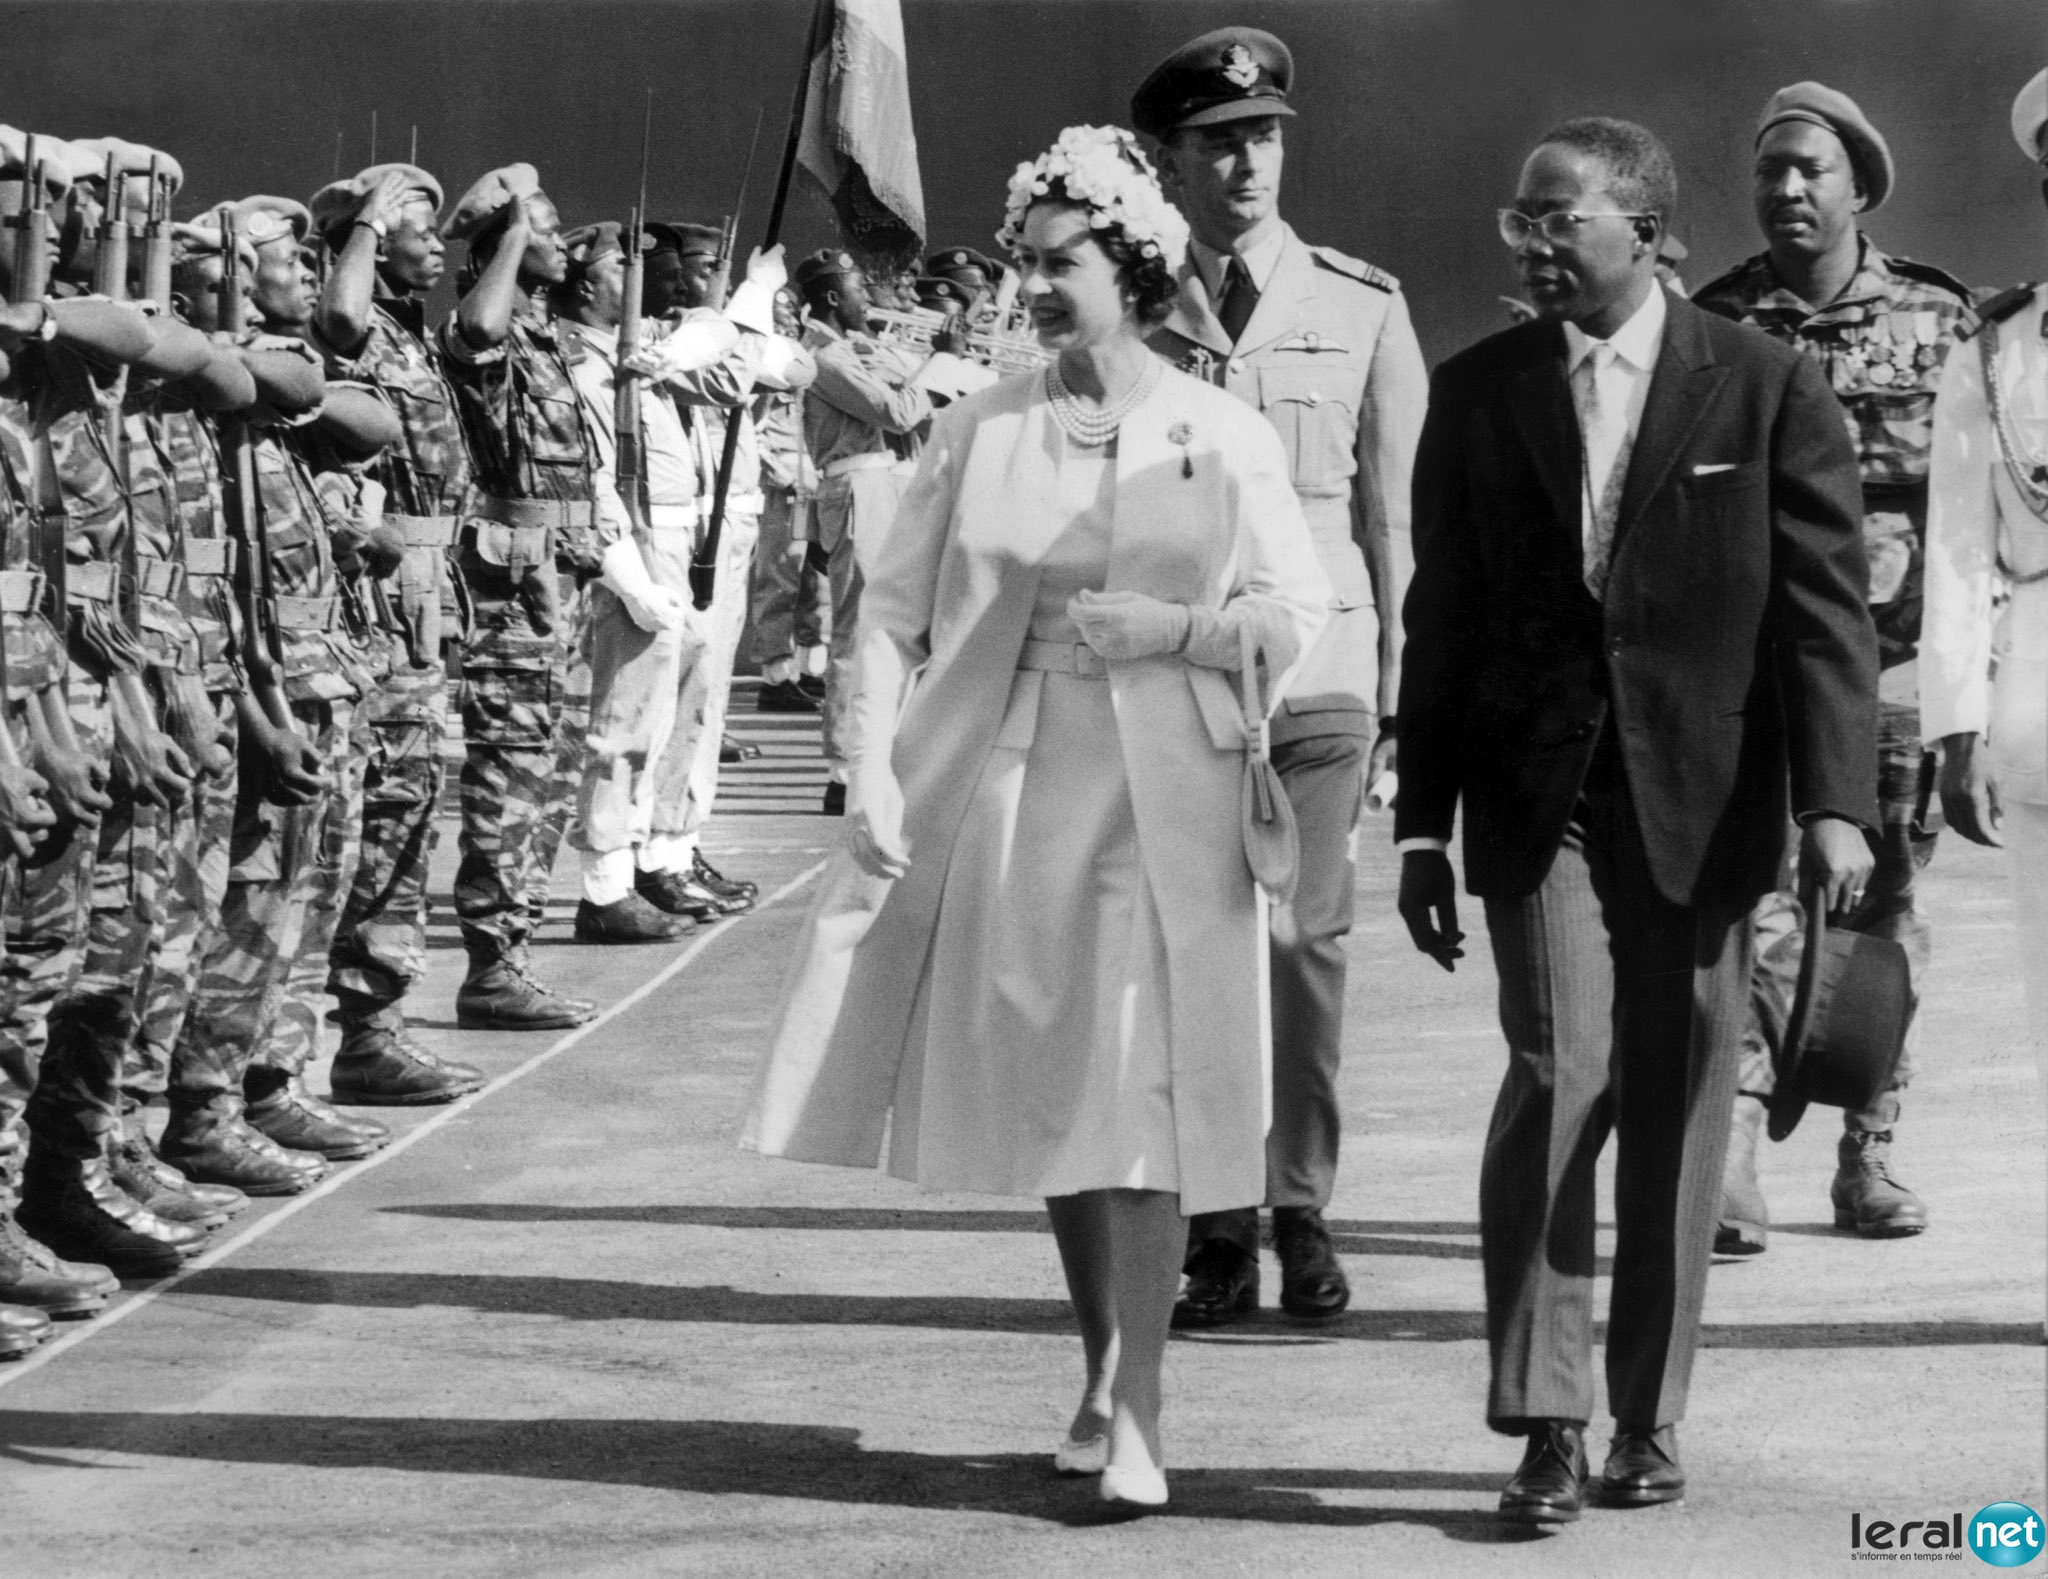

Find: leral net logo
<box><xmin>1968</xmin><ymin>1503</ymin><xmax>2045</xmax><ymax>1568</ymax></box>
<box><xmin>1849</xmin><ymin>1504</ymin><xmax>2045</xmax><ymax>1565</ymax></box>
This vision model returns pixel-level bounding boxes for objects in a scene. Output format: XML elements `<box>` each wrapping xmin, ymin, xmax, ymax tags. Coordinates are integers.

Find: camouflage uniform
<box><xmin>1695</xmin><ymin>237</ymin><xmax>1976</xmax><ymax>1128</ymax></box>
<box><xmin>168</xmin><ymin>395</ymin><xmax>363</xmax><ymax>1114</ymax></box>
<box><xmin>439</xmin><ymin>299</ymin><xmax>598</xmax><ymax>964</ymax></box>
<box><xmin>0</xmin><ymin>394</ymin><xmax>76</xmax><ymax>1194</ymax></box>
<box><xmin>123</xmin><ymin>390</ymin><xmax>243</xmax><ymax>1112</ymax></box>
<box><xmin>10</xmin><ymin>343</ymin><xmax>144</xmax><ymax>1170</ymax></box>
<box><xmin>314</xmin><ymin>297</ymin><xmax>464</xmax><ymax>1040</ymax></box>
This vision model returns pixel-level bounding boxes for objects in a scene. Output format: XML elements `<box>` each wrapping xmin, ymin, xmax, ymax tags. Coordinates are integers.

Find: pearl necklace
<box><xmin>1046</xmin><ymin>356</ymin><xmax>1161</xmax><ymax>447</ymax></box>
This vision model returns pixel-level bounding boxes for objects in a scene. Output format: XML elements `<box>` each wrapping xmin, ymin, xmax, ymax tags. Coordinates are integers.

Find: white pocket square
<box><xmin>1691</xmin><ymin>463</ymin><xmax>1738</xmax><ymax>475</ymax></box>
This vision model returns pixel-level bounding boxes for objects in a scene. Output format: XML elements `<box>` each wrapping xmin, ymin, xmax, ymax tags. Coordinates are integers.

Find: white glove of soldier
<box><xmin>598</xmin><ymin>538</ymin><xmax>689</xmax><ymax>635</ymax></box>
<box><xmin>724</xmin><ymin>245</ymin><xmax>788</xmax><ymax>336</ymax></box>
<box><xmin>1067</xmin><ymin>588</ymin><xmax>1191</xmax><ymax>662</ymax></box>
<box><xmin>846</xmin><ymin>757</ymin><xmax>909</xmax><ymax>880</ymax></box>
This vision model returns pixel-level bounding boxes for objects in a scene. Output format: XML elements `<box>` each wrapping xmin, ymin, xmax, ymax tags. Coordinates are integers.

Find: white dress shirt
<box><xmin>1398</xmin><ymin>281</ymin><xmax>1667</xmax><ymax>856</ymax></box>
<box><xmin>1189</xmin><ymin>224</ymin><xmax>1287</xmax><ymax>306</ymax></box>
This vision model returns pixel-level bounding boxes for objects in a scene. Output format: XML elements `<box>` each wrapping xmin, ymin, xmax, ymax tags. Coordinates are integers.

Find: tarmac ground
<box><xmin>0</xmin><ymin>684</ymin><xmax>2042</xmax><ymax>1578</ymax></box>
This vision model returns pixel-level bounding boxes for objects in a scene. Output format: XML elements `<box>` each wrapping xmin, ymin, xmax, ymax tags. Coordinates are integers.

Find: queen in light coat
<box><xmin>741</xmin><ymin>126</ymin><xmax>1329</xmax><ymax>1511</ymax></box>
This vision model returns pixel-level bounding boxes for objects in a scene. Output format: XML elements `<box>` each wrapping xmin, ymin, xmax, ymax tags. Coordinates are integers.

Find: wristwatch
<box><xmin>355</xmin><ymin>217</ymin><xmax>389</xmax><ymax>241</ymax></box>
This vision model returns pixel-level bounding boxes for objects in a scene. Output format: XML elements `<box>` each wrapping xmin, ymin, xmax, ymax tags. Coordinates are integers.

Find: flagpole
<box><xmin>690</xmin><ymin>0</ymin><xmax>833</xmax><ymax>610</ymax></box>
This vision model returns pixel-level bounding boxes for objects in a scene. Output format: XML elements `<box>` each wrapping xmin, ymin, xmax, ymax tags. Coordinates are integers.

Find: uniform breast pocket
<box><xmin>1257</xmin><ymin>363</ymin><xmax>1360</xmax><ymax>491</ymax></box>
<box><xmin>523</xmin><ymin>387</ymin><xmax>588</xmax><ymax>468</ymax></box>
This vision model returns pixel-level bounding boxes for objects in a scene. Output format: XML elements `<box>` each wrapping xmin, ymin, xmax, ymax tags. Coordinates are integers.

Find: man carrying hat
<box><xmin>792</xmin><ymin>247</ymin><xmax>931</xmax><ymax>813</ymax></box>
<box><xmin>435</xmin><ymin>163</ymin><xmax>604</xmax><ymax>1030</ymax></box>
<box><xmin>1694</xmin><ymin>82</ymin><xmax>1976</xmax><ymax>1252</ymax></box>
<box><xmin>1922</xmin><ymin>67</ymin><xmax>2048</xmax><ymax>1214</ymax></box>
<box><xmin>1136</xmin><ymin>25</ymin><xmax>1429</xmax><ymax>1326</ymax></box>
<box><xmin>307</xmin><ymin>160</ymin><xmax>488</xmax><ymax>1104</ymax></box>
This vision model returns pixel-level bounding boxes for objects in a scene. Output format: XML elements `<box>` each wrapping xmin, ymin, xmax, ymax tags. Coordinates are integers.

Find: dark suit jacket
<box><xmin>1394</xmin><ymin>293</ymin><xmax>1880</xmax><ymax>908</ymax></box>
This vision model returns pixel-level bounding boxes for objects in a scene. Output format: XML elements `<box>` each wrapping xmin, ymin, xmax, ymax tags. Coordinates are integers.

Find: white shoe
<box><xmin>1099</xmin><ymin>1462</ymin><xmax>1169</xmax><ymax>1509</ymax></box>
<box><xmin>1054</xmin><ymin>1431</ymin><xmax>1110</xmax><ymax>1477</ymax></box>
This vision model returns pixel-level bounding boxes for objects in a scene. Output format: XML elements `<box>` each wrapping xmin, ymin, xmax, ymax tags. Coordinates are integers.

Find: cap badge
<box><xmin>1220</xmin><ymin>43</ymin><xmax>1259</xmax><ymax>90</ymax></box>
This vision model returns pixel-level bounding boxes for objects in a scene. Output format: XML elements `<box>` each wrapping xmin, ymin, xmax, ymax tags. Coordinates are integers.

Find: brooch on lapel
<box><xmin>1169</xmin><ymin>421</ymin><xmax>1194</xmax><ymax>479</ymax></box>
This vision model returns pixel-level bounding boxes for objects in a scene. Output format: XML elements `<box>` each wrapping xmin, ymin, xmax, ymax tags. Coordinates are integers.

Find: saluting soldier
<box><xmin>1136</xmin><ymin>26</ymin><xmax>1429</xmax><ymax>1326</ymax></box>
<box><xmin>307</xmin><ymin>160</ymin><xmax>487</xmax><ymax>1105</ymax></box>
<box><xmin>1693</xmin><ymin>83</ymin><xmax>1976</xmax><ymax>1252</ymax></box>
<box><xmin>748</xmin><ymin>283</ymin><xmax>828</xmax><ymax>714</ymax></box>
<box><xmin>437</xmin><ymin>163</ymin><xmax>602</xmax><ymax>1030</ymax></box>
<box><xmin>791</xmin><ymin>247</ymin><xmax>932</xmax><ymax>812</ymax></box>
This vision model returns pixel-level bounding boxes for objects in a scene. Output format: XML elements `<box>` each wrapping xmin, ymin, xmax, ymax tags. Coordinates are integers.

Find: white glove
<box><xmin>724</xmin><ymin>246</ymin><xmax>787</xmax><ymax>336</ymax></box>
<box><xmin>846</xmin><ymin>761</ymin><xmax>909</xmax><ymax>880</ymax></box>
<box><xmin>1067</xmin><ymin>589</ymin><xmax>1190</xmax><ymax>662</ymax></box>
<box><xmin>599</xmin><ymin>538</ymin><xmax>688</xmax><ymax>634</ymax></box>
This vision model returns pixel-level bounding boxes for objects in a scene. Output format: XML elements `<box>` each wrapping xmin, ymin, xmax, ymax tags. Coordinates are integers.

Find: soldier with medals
<box><xmin>1693</xmin><ymin>82</ymin><xmax>1976</xmax><ymax>1251</ymax></box>
<box><xmin>1135</xmin><ymin>26</ymin><xmax>1429</xmax><ymax>1326</ymax></box>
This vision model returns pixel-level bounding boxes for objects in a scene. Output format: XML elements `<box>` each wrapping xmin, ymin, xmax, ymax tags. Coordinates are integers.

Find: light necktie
<box><xmin>1216</xmin><ymin>257</ymin><xmax>1259</xmax><ymax>345</ymax></box>
<box><xmin>1572</xmin><ymin>343</ymin><xmax>1631</xmax><ymax>599</ymax></box>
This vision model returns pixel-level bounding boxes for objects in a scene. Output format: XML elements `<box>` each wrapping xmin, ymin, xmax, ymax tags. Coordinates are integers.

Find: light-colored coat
<box><xmin>741</xmin><ymin>363</ymin><xmax>1330</xmax><ymax>1214</ymax></box>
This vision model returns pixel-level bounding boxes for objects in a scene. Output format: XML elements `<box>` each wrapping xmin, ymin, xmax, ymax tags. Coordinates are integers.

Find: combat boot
<box><xmin>331</xmin><ymin>1020</ymin><xmax>486</xmax><ymax>1106</ymax></box>
<box><xmin>0</xmin><ymin>1301</ymin><xmax>52</xmax><ymax>1357</ymax></box>
<box><xmin>0</xmin><ymin>1203</ymin><xmax>116</xmax><ymax>1317</ymax></box>
<box><xmin>457</xmin><ymin>949</ymin><xmax>599</xmax><ymax>1031</ymax></box>
<box><xmin>243</xmin><ymin>1070</ymin><xmax>389</xmax><ymax>1161</ymax></box>
<box><xmin>159</xmin><ymin>1095</ymin><xmax>327</xmax><ymax>1196</ymax></box>
<box><xmin>1831</xmin><ymin>1129</ymin><xmax>1928</xmax><ymax>1238</ymax></box>
<box><xmin>17</xmin><ymin>1153</ymin><xmax>208</xmax><ymax>1278</ymax></box>
<box><xmin>109</xmin><ymin>1130</ymin><xmax>235</xmax><ymax>1231</ymax></box>
<box><xmin>1715</xmin><ymin>1095</ymin><xmax>1769</xmax><ymax>1257</ymax></box>
<box><xmin>115</xmin><ymin>1113</ymin><xmax>248</xmax><ymax>1221</ymax></box>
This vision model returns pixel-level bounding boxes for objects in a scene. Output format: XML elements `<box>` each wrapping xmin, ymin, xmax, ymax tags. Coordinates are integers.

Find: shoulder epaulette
<box><xmin>1883</xmin><ymin>254</ymin><xmax>1978</xmax><ymax>306</ymax></box>
<box><xmin>1687</xmin><ymin>253</ymin><xmax>1769</xmax><ymax>308</ymax></box>
<box><xmin>1959</xmin><ymin>283</ymin><xmax>2039</xmax><ymax>341</ymax></box>
<box><xmin>1308</xmin><ymin>244</ymin><xmax>1396</xmax><ymax>293</ymax></box>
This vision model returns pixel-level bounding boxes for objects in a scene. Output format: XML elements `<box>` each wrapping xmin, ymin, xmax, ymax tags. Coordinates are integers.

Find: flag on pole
<box><xmin>795</xmin><ymin>0</ymin><xmax>926</xmax><ymax>255</ymax></box>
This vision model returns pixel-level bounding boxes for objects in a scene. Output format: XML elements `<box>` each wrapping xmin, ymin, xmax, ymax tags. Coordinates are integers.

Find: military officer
<box><xmin>791</xmin><ymin>247</ymin><xmax>931</xmax><ymax>812</ymax></box>
<box><xmin>307</xmin><ymin>160</ymin><xmax>488</xmax><ymax>1104</ymax></box>
<box><xmin>1693</xmin><ymin>82</ymin><xmax>1976</xmax><ymax>1251</ymax></box>
<box><xmin>1134</xmin><ymin>27</ymin><xmax>1429</xmax><ymax>1326</ymax></box>
<box><xmin>437</xmin><ymin>163</ymin><xmax>603</xmax><ymax>1030</ymax></box>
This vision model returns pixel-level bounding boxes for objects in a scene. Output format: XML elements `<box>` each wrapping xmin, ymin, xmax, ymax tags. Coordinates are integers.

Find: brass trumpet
<box><xmin>866</xmin><ymin>303</ymin><xmax>1052</xmax><ymax>376</ymax></box>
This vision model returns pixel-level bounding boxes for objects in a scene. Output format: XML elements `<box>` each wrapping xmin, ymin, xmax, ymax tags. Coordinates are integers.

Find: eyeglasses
<box><xmin>1497</xmin><ymin>208</ymin><xmax>1654</xmax><ymax>247</ymax></box>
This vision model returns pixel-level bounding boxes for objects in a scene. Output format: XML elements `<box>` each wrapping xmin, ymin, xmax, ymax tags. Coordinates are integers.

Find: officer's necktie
<box><xmin>1216</xmin><ymin>257</ymin><xmax>1259</xmax><ymax>345</ymax></box>
<box><xmin>1571</xmin><ymin>343</ymin><xmax>1632</xmax><ymax>600</ymax></box>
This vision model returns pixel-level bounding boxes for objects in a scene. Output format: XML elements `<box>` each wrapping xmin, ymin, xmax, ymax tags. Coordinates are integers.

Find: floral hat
<box><xmin>997</xmin><ymin>125</ymin><xmax>1189</xmax><ymax>273</ymax></box>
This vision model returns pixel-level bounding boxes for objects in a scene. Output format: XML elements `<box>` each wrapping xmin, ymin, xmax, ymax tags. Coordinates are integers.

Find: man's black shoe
<box><xmin>692</xmin><ymin>850</ymin><xmax>758</xmax><ymax>903</ymax></box>
<box><xmin>1272</xmin><ymin>1208</ymin><xmax>1350</xmax><ymax>1321</ymax></box>
<box><xmin>1171</xmin><ymin>1239</ymin><xmax>1258</xmax><ymax>1329</ymax></box>
<box><xmin>822</xmin><ymin>782</ymin><xmax>846</xmax><ymax>816</ymax></box>
<box><xmin>757</xmin><ymin>680</ymin><xmax>820</xmax><ymax>714</ymax></box>
<box><xmin>1600</xmin><ymin>1424</ymin><xmax>1685</xmax><ymax>1506</ymax></box>
<box><xmin>635</xmin><ymin>867</ymin><xmax>740</xmax><ymax>922</ymax></box>
<box><xmin>719</xmin><ymin>734</ymin><xmax>761</xmax><ymax>764</ymax></box>
<box><xmin>573</xmin><ymin>894</ymin><xmax>693</xmax><ymax>943</ymax></box>
<box><xmin>1499</xmin><ymin>1421</ymin><xmax>1589</xmax><ymax>1526</ymax></box>
<box><xmin>796</xmin><ymin>673</ymin><xmax>827</xmax><ymax>701</ymax></box>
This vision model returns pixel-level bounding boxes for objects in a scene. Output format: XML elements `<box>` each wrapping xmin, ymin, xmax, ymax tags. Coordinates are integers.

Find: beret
<box><xmin>1131</xmin><ymin>27</ymin><xmax>1296</xmax><ymax>141</ymax></box>
<box><xmin>308</xmin><ymin>162</ymin><xmax>444</xmax><ymax>243</ymax></box>
<box><xmin>792</xmin><ymin>247</ymin><xmax>861</xmax><ymax>291</ymax></box>
<box><xmin>169</xmin><ymin>219</ymin><xmax>259</xmax><ymax>273</ymax></box>
<box><xmin>2013</xmin><ymin>68</ymin><xmax>2048</xmax><ymax>163</ymax></box>
<box><xmin>0</xmin><ymin>128</ymin><xmax>94</xmax><ymax>200</ymax></box>
<box><xmin>1757</xmin><ymin>81</ymin><xmax>1893</xmax><ymax>211</ymax></box>
<box><xmin>561</xmin><ymin>221</ymin><xmax>624</xmax><ymax>268</ymax></box>
<box><xmin>926</xmin><ymin>246</ymin><xmax>993</xmax><ymax>283</ymax></box>
<box><xmin>915</xmin><ymin>275</ymin><xmax>974</xmax><ymax>310</ymax></box>
<box><xmin>67</xmin><ymin>137</ymin><xmax>184</xmax><ymax>203</ymax></box>
<box><xmin>646</xmin><ymin>220</ymin><xmax>723</xmax><ymax>259</ymax></box>
<box><xmin>442</xmin><ymin>163</ymin><xmax>541</xmax><ymax>243</ymax></box>
<box><xmin>228</xmin><ymin>195</ymin><xmax>313</xmax><ymax>247</ymax></box>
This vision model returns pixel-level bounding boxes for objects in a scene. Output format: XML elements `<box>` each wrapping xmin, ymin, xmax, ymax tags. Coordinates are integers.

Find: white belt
<box><xmin>719</xmin><ymin>491</ymin><xmax>765</xmax><ymax>516</ymax></box>
<box><xmin>824</xmin><ymin>452</ymin><xmax>899</xmax><ymax>480</ymax></box>
<box><xmin>647</xmin><ymin>503</ymin><xmax>700</xmax><ymax>532</ymax></box>
<box><xmin>1017</xmin><ymin>638</ymin><xmax>1108</xmax><ymax>678</ymax></box>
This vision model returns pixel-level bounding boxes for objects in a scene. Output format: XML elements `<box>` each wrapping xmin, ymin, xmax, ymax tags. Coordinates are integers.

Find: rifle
<box><xmin>214</xmin><ymin>207</ymin><xmax>299</xmax><ymax>741</ymax></box>
<box><xmin>92</xmin><ymin>151</ymin><xmax>144</xmax><ymax>639</ymax></box>
<box><xmin>9</xmin><ymin>138</ymin><xmax>50</xmax><ymax>303</ymax></box>
<box><xmin>140</xmin><ymin>160</ymin><xmax>172</xmax><ymax>309</ymax></box>
<box><xmin>688</xmin><ymin>105</ymin><xmax>768</xmax><ymax>611</ymax></box>
<box><xmin>613</xmin><ymin>92</ymin><xmax>653</xmax><ymax>544</ymax></box>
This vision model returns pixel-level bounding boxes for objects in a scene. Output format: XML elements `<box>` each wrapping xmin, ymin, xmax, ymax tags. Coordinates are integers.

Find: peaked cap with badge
<box><xmin>1131</xmin><ymin>27</ymin><xmax>1295</xmax><ymax>140</ymax></box>
<box><xmin>793</xmin><ymin>248</ymin><xmax>861</xmax><ymax>294</ymax></box>
<box><xmin>925</xmin><ymin>246</ymin><xmax>994</xmax><ymax>287</ymax></box>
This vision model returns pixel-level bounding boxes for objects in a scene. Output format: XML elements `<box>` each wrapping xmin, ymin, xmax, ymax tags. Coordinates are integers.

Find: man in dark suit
<box><xmin>1395</xmin><ymin>118</ymin><xmax>1878</xmax><ymax>1524</ymax></box>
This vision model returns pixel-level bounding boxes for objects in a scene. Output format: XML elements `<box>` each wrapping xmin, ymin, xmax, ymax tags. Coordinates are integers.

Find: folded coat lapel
<box><xmin>1615</xmin><ymin>299</ymin><xmax>1727</xmax><ymax>538</ymax></box>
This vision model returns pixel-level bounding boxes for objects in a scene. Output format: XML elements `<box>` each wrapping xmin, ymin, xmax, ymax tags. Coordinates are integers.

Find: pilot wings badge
<box><xmin>1220</xmin><ymin>43</ymin><xmax>1259</xmax><ymax>89</ymax></box>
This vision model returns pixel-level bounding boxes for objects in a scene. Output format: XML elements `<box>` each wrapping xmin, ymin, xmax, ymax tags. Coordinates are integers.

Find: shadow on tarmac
<box><xmin>166</xmin><ymin>1268</ymin><xmax>2044</xmax><ymax>1348</ymax></box>
<box><xmin>0</xmin><ymin>1411</ymin><xmax>1525</xmax><ymax>1537</ymax></box>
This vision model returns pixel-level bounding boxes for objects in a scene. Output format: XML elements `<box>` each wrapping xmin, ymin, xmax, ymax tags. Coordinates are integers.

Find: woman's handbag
<box><xmin>1238</xmin><ymin>621</ymin><xmax>1300</xmax><ymax>903</ymax></box>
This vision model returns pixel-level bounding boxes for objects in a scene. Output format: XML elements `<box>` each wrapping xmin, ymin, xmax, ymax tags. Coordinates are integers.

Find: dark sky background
<box><xmin>2</xmin><ymin>0</ymin><xmax>2041</xmax><ymax>362</ymax></box>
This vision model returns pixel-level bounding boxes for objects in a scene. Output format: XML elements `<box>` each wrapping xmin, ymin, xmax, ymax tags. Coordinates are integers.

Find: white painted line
<box><xmin>0</xmin><ymin>858</ymin><xmax>830</xmax><ymax>1391</ymax></box>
